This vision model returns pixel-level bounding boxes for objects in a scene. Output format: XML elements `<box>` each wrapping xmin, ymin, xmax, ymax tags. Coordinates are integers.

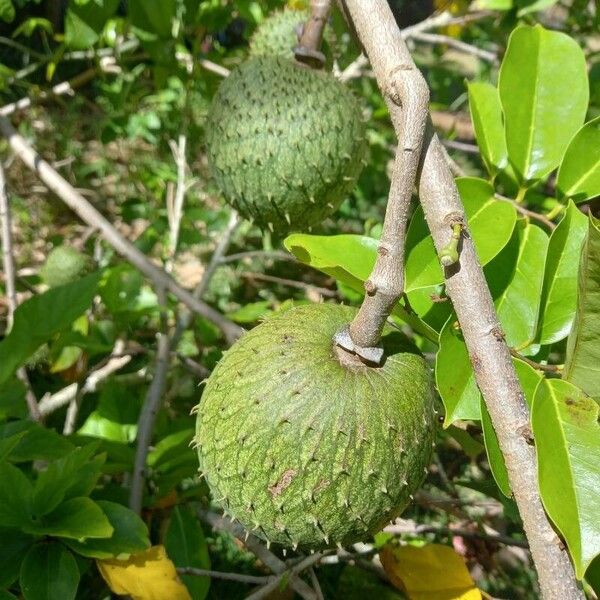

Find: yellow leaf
<box><xmin>97</xmin><ymin>545</ymin><xmax>191</xmax><ymax>600</ymax></box>
<box><xmin>380</xmin><ymin>543</ymin><xmax>482</xmax><ymax>600</ymax></box>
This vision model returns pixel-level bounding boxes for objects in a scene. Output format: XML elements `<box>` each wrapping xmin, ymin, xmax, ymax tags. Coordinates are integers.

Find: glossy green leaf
<box><xmin>25</xmin><ymin>497</ymin><xmax>113</xmax><ymax>540</ymax></box>
<box><xmin>474</xmin><ymin>0</ymin><xmax>512</xmax><ymax>7</ymax></box>
<box><xmin>481</xmin><ymin>359</ymin><xmax>543</xmax><ymax>497</ymax></box>
<box><xmin>532</xmin><ymin>379</ymin><xmax>600</xmax><ymax>577</ymax></box>
<box><xmin>405</xmin><ymin>178</ymin><xmax>517</xmax><ymax>291</ymax></box>
<box><xmin>165</xmin><ymin>505</ymin><xmax>211</xmax><ymax>600</ymax></box>
<box><xmin>538</xmin><ymin>201</ymin><xmax>588</xmax><ymax>344</ymax></box>
<box><xmin>283</xmin><ymin>233</ymin><xmax>436</xmax><ymax>341</ymax></box>
<box><xmin>64</xmin><ymin>0</ymin><xmax>119</xmax><ymax>50</ymax></box>
<box><xmin>0</xmin><ymin>272</ymin><xmax>102</xmax><ymax>385</ymax></box>
<box><xmin>0</xmin><ymin>528</ymin><xmax>34</xmax><ymax>588</ymax></box>
<box><xmin>129</xmin><ymin>0</ymin><xmax>176</xmax><ymax>39</ymax></box>
<box><xmin>499</xmin><ymin>25</ymin><xmax>588</xmax><ymax>183</ymax></box>
<box><xmin>557</xmin><ymin>117</ymin><xmax>600</xmax><ymax>204</ymax></box>
<box><xmin>436</xmin><ymin>317</ymin><xmax>480</xmax><ymax>426</ymax></box>
<box><xmin>63</xmin><ymin>501</ymin><xmax>150</xmax><ymax>559</ymax></box>
<box><xmin>32</xmin><ymin>445</ymin><xmax>104</xmax><ymax>517</ymax></box>
<box><xmin>564</xmin><ymin>216</ymin><xmax>600</xmax><ymax>400</ymax></box>
<box><xmin>20</xmin><ymin>542</ymin><xmax>79</xmax><ymax>600</ymax></box>
<box><xmin>0</xmin><ymin>0</ymin><xmax>14</xmax><ymax>22</ymax></box>
<box><xmin>467</xmin><ymin>82</ymin><xmax>508</xmax><ymax>175</ymax></box>
<box><xmin>486</xmin><ymin>220</ymin><xmax>549</xmax><ymax>348</ymax></box>
<box><xmin>0</xmin><ymin>462</ymin><xmax>32</xmax><ymax>528</ymax></box>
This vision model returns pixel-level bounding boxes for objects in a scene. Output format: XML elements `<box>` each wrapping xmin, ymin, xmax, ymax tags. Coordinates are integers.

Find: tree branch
<box><xmin>0</xmin><ymin>162</ymin><xmax>41</xmax><ymax>421</ymax></box>
<box><xmin>295</xmin><ymin>0</ymin><xmax>332</xmax><ymax>68</ymax></box>
<box><xmin>341</xmin><ymin>2</ymin><xmax>583</xmax><ymax>598</ymax></box>
<box><xmin>0</xmin><ymin>115</ymin><xmax>243</xmax><ymax>345</ymax></box>
<box><xmin>175</xmin><ymin>567</ymin><xmax>270</xmax><ymax>585</ymax></box>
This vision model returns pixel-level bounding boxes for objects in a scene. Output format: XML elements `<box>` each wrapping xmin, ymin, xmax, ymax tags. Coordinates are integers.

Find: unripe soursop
<box><xmin>249</xmin><ymin>9</ymin><xmax>309</xmax><ymax>59</ymax></box>
<box><xmin>40</xmin><ymin>246</ymin><xmax>88</xmax><ymax>288</ymax></box>
<box><xmin>204</xmin><ymin>56</ymin><xmax>367</xmax><ymax>232</ymax></box>
<box><xmin>195</xmin><ymin>304</ymin><xmax>436</xmax><ymax>549</ymax></box>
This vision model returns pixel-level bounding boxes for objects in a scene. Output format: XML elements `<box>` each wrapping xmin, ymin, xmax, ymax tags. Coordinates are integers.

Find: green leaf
<box><xmin>467</xmin><ymin>82</ymin><xmax>508</xmax><ymax>176</ymax></box>
<box><xmin>406</xmin><ymin>178</ymin><xmax>517</xmax><ymax>291</ymax></box>
<box><xmin>474</xmin><ymin>0</ymin><xmax>513</xmax><ymax>8</ymax></box>
<box><xmin>0</xmin><ymin>272</ymin><xmax>102</xmax><ymax>385</ymax></box>
<box><xmin>498</xmin><ymin>25</ymin><xmax>588</xmax><ymax>183</ymax></box>
<box><xmin>0</xmin><ymin>0</ymin><xmax>14</xmax><ymax>23</ymax></box>
<box><xmin>517</xmin><ymin>0</ymin><xmax>560</xmax><ymax>15</ymax></box>
<box><xmin>436</xmin><ymin>317</ymin><xmax>480</xmax><ymax>426</ymax></box>
<box><xmin>532</xmin><ymin>379</ymin><xmax>600</xmax><ymax>577</ymax></box>
<box><xmin>283</xmin><ymin>233</ymin><xmax>436</xmax><ymax>341</ymax></box>
<box><xmin>0</xmin><ymin>377</ymin><xmax>28</xmax><ymax>420</ymax></box>
<box><xmin>147</xmin><ymin>429</ymin><xmax>194</xmax><ymax>468</ymax></box>
<box><xmin>0</xmin><ymin>462</ymin><xmax>32</xmax><ymax>528</ymax></box>
<box><xmin>564</xmin><ymin>216</ymin><xmax>600</xmax><ymax>400</ymax></box>
<box><xmin>0</xmin><ymin>528</ymin><xmax>34</xmax><ymax>588</ymax></box>
<box><xmin>0</xmin><ymin>421</ymin><xmax>74</xmax><ymax>462</ymax></box>
<box><xmin>32</xmin><ymin>445</ymin><xmax>104</xmax><ymax>517</ymax></box>
<box><xmin>63</xmin><ymin>501</ymin><xmax>150</xmax><ymax>559</ymax></box>
<box><xmin>64</xmin><ymin>0</ymin><xmax>119</xmax><ymax>50</ymax></box>
<box><xmin>486</xmin><ymin>220</ymin><xmax>549</xmax><ymax>348</ymax></box>
<box><xmin>165</xmin><ymin>505</ymin><xmax>210</xmax><ymax>600</ymax></box>
<box><xmin>25</xmin><ymin>497</ymin><xmax>113</xmax><ymax>540</ymax></box>
<box><xmin>557</xmin><ymin>117</ymin><xmax>600</xmax><ymax>204</ymax></box>
<box><xmin>128</xmin><ymin>0</ymin><xmax>175</xmax><ymax>39</ymax></box>
<box><xmin>537</xmin><ymin>201</ymin><xmax>588</xmax><ymax>344</ymax></box>
<box><xmin>20</xmin><ymin>542</ymin><xmax>79</xmax><ymax>600</ymax></box>
<box><xmin>481</xmin><ymin>359</ymin><xmax>543</xmax><ymax>497</ymax></box>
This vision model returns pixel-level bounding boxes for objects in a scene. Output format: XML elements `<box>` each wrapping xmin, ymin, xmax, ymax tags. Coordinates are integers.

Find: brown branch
<box><xmin>198</xmin><ymin>510</ymin><xmax>319</xmax><ymax>600</ymax></box>
<box><xmin>0</xmin><ymin>162</ymin><xmax>41</xmax><ymax>421</ymax></box>
<box><xmin>240</xmin><ymin>271</ymin><xmax>338</xmax><ymax>298</ymax></box>
<box><xmin>175</xmin><ymin>567</ymin><xmax>270</xmax><ymax>585</ymax></box>
<box><xmin>338</xmin><ymin>3</ymin><xmax>430</xmax><ymax>361</ymax></box>
<box><xmin>495</xmin><ymin>194</ymin><xmax>557</xmax><ymax>231</ymax></box>
<box><xmin>342</xmin><ymin>2</ymin><xmax>583</xmax><ymax>598</ymax></box>
<box><xmin>509</xmin><ymin>349</ymin><xmax>561</xmax><ymax>373</ymax></box>
<box><xmin>295</xmin><ymin>0</ymin><xmax>332</xmax><ymax>68</ymax></box>
<box><xmin>412</xmin><ymin>31</ymin><xmax>499</xmax><ymax>64</ymax></box>
<box><xmin>129</xmin><ymin>288</ymin><xmax>171</xmax><ymax>514</ymax></box>
<box><xmin>0</xmin><ymin>115</ymin><xmax>243</xmax><ymax>345</ymax></box>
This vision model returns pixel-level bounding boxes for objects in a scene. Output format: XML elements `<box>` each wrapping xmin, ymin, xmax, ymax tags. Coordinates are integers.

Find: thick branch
<box><xmin>295</xmin><ymin>0</ymin><xmax>332</xmax><ymax>68</ymax></box>
<box><xmin>0</xmin><ymin>115</ymin><xmax>243</xmax><ymax>345</ymax></box>
<box><xmin>342</xmin><ymin>2</ymin><xmax>583</xmax><ymax>599</ymax></box>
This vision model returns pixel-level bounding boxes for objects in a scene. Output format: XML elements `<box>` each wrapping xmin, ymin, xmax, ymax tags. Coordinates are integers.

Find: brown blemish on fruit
<box><xmin>268</xmin><ymin>469</ymin><xmax>297</xmax><ymax>498</ymax></box>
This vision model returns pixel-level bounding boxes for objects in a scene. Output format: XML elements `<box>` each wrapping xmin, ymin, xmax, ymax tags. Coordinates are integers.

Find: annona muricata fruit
<box><xmin>249</xmin><ymin>8</ymin><xmax>309</xmax><ymax>59</ymax></box>
<box><xmin>195</xmin><ymin>304</ymin><xmax>436</xmax><ymax>549</ymax></box>
<box><xmin>204</xmin><ymin>56</ymin><xmax>367</xmax><ymax>232</ymax></box>
<box><xmin>40</xmin><ymin>246</ymin><xmax>88</xmax><ymax>288</ymax></box>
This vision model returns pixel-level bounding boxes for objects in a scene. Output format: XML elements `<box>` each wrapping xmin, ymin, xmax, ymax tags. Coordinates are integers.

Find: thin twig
<box><xmin>176</xmin><ymin>567</ymin><xmax>270</xmax><ymax>585</ymax></box>
<box><xmin>509</xmin><ymin>349</ymin><xmax>561</xmax><ymax>373</ymax></box>
<box><xmin>341</xmin><ymin>2</ymin><xmax>582</xmax><ymax>597</ymax></box>
<box><xmin>240</xmin><ymin>271</ymin><xmax>338</xmax><ymax>298</ymax></box>
<box><xmin>495</xmin><ymin>194</ymin><xmax>557</xmax><ymax>230</ymax></box>
<box><xmin>198</xmin><ymin>510</ymin><xmax>318</xmax><ymax>600</ymax></box>
<box><xmin>412</xmin><ymin>31</ymin><xmax>498</xmax><ymax>64</ymax></box>
<box><xmin>219</xmin><ymin>250</ymin><xmax>296</xmax><ymax>264</ymax></box>
<box><xmin>198</xmin><ymin>58</ymin><xmax>230</xmax><ymax>78</ymax></box>
<box><xmin>0</xmin><ymin>115</ymin><xmax>243</xmax><ymax>345</ymax></box>
<box><xmin>171</xmin><ymin>211</ymin><xmax>241</xmax><ymax>350</ymax></box>
<box><xmin>0</xmin><ymin>162</ymin><xmax>41</xmax><ymax>421</ymax></box>
<box><xmin>166</xmin><ymin>134</ymin><xmax>188</xmax><ymax>263</ymax></box>
<box><xmin>129</xmin><ymin>288</ymin><xmax>171</xmax><ymax>514</ymax></box>
<box><xmin>442</xmin><ymin>138</ymin><xmax>480</xmax><ymax>154</ymax></box>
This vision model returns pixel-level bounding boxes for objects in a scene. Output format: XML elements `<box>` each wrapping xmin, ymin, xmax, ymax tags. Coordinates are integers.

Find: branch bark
<box><xmin>0</xmin><ymin>115</ymin><xmax>243</xmax><ymax>345</ymax></box>
<box><xmin>295</xmin><ymin>0</ymin><xmax>332</xmax><ymax>68</ymax></box>
<box><xmin>341</xmin><ymin>2</ymin><xmax>583</xmax><ymax>598</ymax></box>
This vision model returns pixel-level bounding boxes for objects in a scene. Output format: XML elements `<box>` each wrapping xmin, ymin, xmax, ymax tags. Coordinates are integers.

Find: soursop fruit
<box><xmin>204</xmin><ymin>56</ymin><xmax>367</xmax><ymax>232</ymax></box>
<box><xmin>195</xmin><ymin>303</ymin><xmax>436</xmax><ymax>549</ymax></box>
<box><xmin>249</xmin><ymin>8</ymin><xmax>309</xmax><ymax>59</ymax></box>
<box><xmin>40</xmin><ymin>246</ymin><xmax>89</xmax><ymax>288</ymax></box>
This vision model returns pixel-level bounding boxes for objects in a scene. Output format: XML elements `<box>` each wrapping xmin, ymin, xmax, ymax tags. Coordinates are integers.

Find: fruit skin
<box><xmin>40</xmin><ymin>246</ymin><xmax>88</xmax><ymax>288</ymax></box>
<box><xmin>204</xmin><ymin>56</ymin><xmax>367</xmax><ymax>232</ymax></box>
<box><xmin>249</xmin><ymin>9</ymin><xmax>309</xmax><ymax>59</ymax></box>
<box><xmin>195</xmin><ymin>304</ymin><xmax>436</xmax><ymax>549</ymax></box>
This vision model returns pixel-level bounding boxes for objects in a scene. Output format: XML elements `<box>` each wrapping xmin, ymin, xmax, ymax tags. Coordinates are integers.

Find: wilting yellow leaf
<box><xmin>380</xmin><ymin>543</ymin><xmax>482</xmax><ymax>600</ymax></box>
<box><xmin>97</xmin><ymin>545</ymin><xmax>191</xmax><ymax>600</ymax></box>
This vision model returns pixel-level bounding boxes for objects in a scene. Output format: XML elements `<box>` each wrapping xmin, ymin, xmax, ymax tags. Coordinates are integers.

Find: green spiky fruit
<box><xmin>195</xmin><ymin>304</ymin><xmax>436</xmax><ymax>549</ymax></box>
<box><xmin>249</xmin><ymin>9</ymin><xmax>309</xmax><ymax>59</ymax></box>
<box><xmin>40</xmin><ymin>246</ymin><xmax>88</xmax><ymax>288</ymax></box>
<box><xmin>204</xmin><ymin>56</ymin><xmax>367</xmax><ymax>232</ymax></box>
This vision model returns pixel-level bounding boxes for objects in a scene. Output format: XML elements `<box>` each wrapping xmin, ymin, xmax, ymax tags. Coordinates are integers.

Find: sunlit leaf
<box><xmin>564</xmin><ymin>216</ymin><xmax>600</xmax><ymax>400</ymax></box>
<box><xmin>557</xmin><ymin>118</ymin><xmax>600</xmax><ymax>204</ymax></box>
<box><xmin>380</xmin><ymin>543</ymin><xmax>482</xmax><ymax>599</ymax></box>
<box><xmin>499</xmin><ymin>25</ymin><xmax>588</xmax><ymax>183</ymax></box>
<box><xmin>97</xmin><ymin>545</ymin><xmax>192</xmax><ymax>600</ymax></box>
<box><xmin>532</xmin><ymin>379</ymin><xmax>600</xmax><ymax>578</ymax></box>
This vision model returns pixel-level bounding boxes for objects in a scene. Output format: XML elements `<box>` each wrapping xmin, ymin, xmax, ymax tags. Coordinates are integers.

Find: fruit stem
<box><xmin>294</xmin><ymin>0</ymin><xmax>332</xmax><ymax>68</ymax></box>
